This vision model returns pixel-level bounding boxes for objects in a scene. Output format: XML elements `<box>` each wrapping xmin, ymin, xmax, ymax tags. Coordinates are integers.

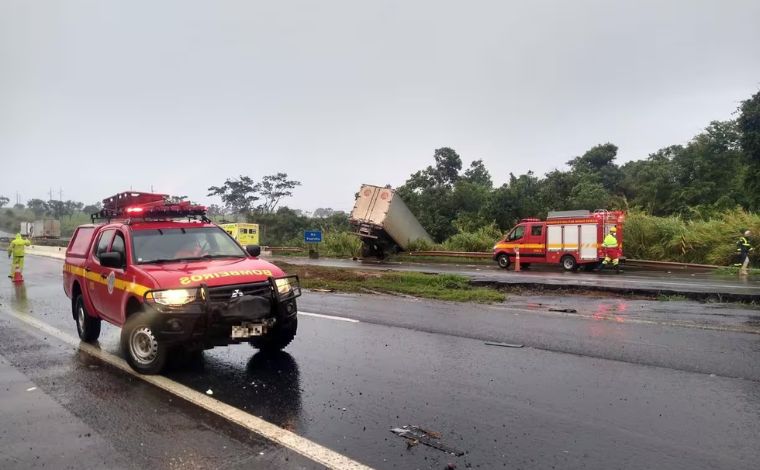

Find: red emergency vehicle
<box><xmin>492</xmin><ymin>210</ymin><xmax>625</xmax><ymax>271</ymax></box>
<box><xmin>63</xmin><ymin>192</ymin><xmax>301</xmax><ymax>374</ymax></box>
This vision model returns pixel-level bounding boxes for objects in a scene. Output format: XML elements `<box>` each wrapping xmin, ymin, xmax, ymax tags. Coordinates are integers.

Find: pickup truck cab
<box><xmin>63</xmin><ymin>193</ymin><xmax>300</xmax><ymax>374</ymax></box>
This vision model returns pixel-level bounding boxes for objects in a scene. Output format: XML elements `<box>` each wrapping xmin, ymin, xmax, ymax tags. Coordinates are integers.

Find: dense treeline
<box><xmin>398</xmin><ymin>90</ymin><xmax>760</xmax><ymax>244</ymax></box>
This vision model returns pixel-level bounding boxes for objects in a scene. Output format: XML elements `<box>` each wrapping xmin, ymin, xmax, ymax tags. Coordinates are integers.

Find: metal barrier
<box><xmin>266</xmin><ymin>247</ymin><xmax>720</xmax><ymax>271</ymax></box>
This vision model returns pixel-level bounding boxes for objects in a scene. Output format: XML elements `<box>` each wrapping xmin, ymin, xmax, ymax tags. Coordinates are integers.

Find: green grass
<box><xmin>714</xmin><ymin>266</ymin><xmax>760</xmax><ymax>276</ymax></box>
<box><xmin>279</xmin><ymin>262</ymin><xmax>505</xmax><ymax>303</ymax></box>
<box><xmin>656</xmin><ymin>294</ymin><xmax>688</xmax><ymax>302</ymax></box>
<box><xmin>392</xmin><ymin>254</ymin><xmax>494</xmax><ymax>265</ymax></box>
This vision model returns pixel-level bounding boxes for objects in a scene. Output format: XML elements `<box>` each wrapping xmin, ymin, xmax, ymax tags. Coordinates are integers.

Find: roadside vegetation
<box><xmin>278</xmin><ymin>262</ymin><xmax>505</xmax><ymax>303</ymax></box>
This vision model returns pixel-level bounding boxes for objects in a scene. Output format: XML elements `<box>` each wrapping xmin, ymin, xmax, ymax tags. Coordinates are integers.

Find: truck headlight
<box><xmin>275</xmin><ymin>278</ymin><xmax>293</xmax><ymax>295</ymax></box>
<box><xmin>146</xmin><ymin>288</ymin><xmax>197</xmax><ymax>306</ymax></box>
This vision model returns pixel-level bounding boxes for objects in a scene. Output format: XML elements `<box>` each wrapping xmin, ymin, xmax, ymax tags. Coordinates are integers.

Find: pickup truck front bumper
<box><xmin>143</xmin><ymin>276</ymin><xmax>301</xmax><ymax>348</ymax></box>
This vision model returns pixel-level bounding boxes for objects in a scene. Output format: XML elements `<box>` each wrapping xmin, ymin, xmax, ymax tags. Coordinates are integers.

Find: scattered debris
<box><xmin>206</xmin><ymin>389</ymin><xmax>214</xmax><ymax>395</ymax></box>
<box><xmin>311</xmin><ymin>288</ymin><xmax>335</xmax><ymax>293</ymax></box>
<box><xmin>548</xmin><ymin>307</ymin><xmax>578</xmax><ymax>313</ymax></box>
<box><xmin>391</xmin><ymin>425</ymin><xmax>464</xmax><ymax>456</ymax></box>
<box><xmin>26</xmin><ymin>387</ymin><xmax>37</xmax><ymax>392</ymax></box>
<box><xmin>485</xmin><ymin>341</ymin><xmax>524</xmax><ymax>348</ymax></box>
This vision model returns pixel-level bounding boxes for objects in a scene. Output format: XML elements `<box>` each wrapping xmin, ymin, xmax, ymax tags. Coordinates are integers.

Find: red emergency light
<box><xmin>92</xmin><ymin>191</ymin><xmax>208</xmax><ymax>223</ymax></box>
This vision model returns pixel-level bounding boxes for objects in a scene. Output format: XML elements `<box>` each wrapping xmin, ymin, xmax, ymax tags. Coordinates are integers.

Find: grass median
<box><xmin>278</xmin><ymin>262</ymin><xmax>505</xmax><ymax>303</ymax></box>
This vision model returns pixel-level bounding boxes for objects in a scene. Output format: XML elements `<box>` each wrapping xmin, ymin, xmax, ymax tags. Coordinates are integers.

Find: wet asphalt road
<box><xmin>2</xmin><ymin>255</ymin><xmax>760</xmax><ymax>469</ymax></box>
<box><xmin>272</xmin><ymin>256</ymin><xmax>760</xmax><ymax>299</ymax></box>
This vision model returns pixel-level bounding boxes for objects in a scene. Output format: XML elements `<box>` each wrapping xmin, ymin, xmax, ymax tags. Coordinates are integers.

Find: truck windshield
<box><xmin>132</xmin><ymin>227</ymin><xmax>247</xmax><ymax>264</ymax></box>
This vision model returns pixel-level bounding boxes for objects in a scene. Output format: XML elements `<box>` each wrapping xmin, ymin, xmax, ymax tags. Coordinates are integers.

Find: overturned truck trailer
<box><xmin>349</xmin><ymin>184</ymin><xmax>433</xmax><ymax>259</ymax></box>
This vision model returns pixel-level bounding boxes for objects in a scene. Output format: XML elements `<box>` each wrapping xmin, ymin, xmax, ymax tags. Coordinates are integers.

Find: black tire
<box><xmin>496</xmin><ymin>254</ymin><xmax>510</xmax><ymax>269</ymax></box>
<box><xmin>74</xmin><ymin>295</ymin><xmax>101</xmax><ymax>342</ymax></box>
<box><xmin>250</xmin><ymin>317</ymin><xmax>298</xmax><ymax>352</ymax></box>
<box><xmin>121</xmin><ymin>312</ymin><xmax>169</xmax><ymax>374</ymax></box>
<box><xmin>561</xmin><ymin>255</ymin><xmax>578</xmax><ymax>271</ymax></box>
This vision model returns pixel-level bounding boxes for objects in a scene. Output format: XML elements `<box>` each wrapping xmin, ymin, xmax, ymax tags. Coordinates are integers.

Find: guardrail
<box><xmin>405</xmin><ymin>250</ymin><xmax>720</xmax><ymax>270</ymax></box>
<box><xmin>266</xmin><ymin>246</ymin><xmax>721</xmax><ymax>270</ymax></box>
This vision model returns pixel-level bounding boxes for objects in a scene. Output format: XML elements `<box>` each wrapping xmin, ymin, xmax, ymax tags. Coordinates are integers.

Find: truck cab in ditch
<box><xmin>62</xmin><ymin>192</ymin><xmax>301</xmax><ymax>374</ymax></box>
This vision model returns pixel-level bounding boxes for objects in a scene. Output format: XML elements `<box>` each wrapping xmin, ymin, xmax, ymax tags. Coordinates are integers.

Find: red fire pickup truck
<box><xmin>63</xmin><ymin>192</ymin><xmax>301</xmax><ymax>374</ymax></box>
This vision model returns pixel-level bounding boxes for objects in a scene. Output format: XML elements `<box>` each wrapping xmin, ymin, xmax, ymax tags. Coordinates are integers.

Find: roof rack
<box><xmin>91</xmin><ymin>191</ymin><xmax>210</xmax><ymax>224</ymax></box>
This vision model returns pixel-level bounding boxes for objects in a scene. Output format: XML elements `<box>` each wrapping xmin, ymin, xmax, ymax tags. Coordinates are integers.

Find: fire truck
<box><xmin>492</xmin><ymin>210</ymin><xmax>625</xmax><ymax>272</ymax></box>
<box><xmin>63</xmin><ymin>192</ymin><xmax>301</xmax><ymax>374</ymax></box>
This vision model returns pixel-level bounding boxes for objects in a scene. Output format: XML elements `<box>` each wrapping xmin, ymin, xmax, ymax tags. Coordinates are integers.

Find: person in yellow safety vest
<box><xmin>7</xmin><ymin>233</ymin><xmax>31</xmax><ymax>278</ymax></box>
<box><xmin>601</xmin><ymin>226</ymin><xmax>620</xmax><ymax>268</ymax></box>
<box><xmin>735</xmin><ymin>230</ymin><xmax>753</xmax><ymax>276</ymax></box>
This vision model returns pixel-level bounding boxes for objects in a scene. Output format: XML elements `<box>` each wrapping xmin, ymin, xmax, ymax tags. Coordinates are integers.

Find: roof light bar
<box><xmin>91</xmin><ymin>191</ymin><xmax>208</xmax><ymax>223</ymax></box>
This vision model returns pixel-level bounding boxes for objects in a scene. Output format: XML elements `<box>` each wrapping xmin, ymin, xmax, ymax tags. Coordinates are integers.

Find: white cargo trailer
<box><xmin>349</xmin><ymin>184</ymin><xmax>433</xmax><ymax>258</ymax></box>
<box><xmin>30</xmin><ymin>219</ymin><xmax>61</xmax><ymax>239</ymax></box>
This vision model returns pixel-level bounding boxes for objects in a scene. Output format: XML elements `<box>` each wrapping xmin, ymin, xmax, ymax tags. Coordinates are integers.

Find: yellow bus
<box><xmin>219</xmin><ymin>223</ymin><xmax>260</xmax><ymax>246</ymax></box>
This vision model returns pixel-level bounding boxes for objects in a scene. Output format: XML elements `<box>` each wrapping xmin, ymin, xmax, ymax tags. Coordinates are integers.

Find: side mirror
<box><xmin>100</xmin><ymin>252</ymin><xmax>124</xmax><ymax>269</ymax></box>
<box><xmin>246</xmin><ymin>245</ymin><xmax>261</xmax><ymax>257</ymax></box>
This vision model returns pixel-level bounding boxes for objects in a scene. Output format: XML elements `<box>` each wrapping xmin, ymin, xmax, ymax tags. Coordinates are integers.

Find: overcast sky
<box><xmin>2</xmin><ymin>0</ymin><xmax>759</xmax><ymax>212</ymax></box>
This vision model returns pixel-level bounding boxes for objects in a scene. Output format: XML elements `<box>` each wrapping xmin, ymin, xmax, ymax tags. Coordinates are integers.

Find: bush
<box><xmin>442</xmin><ymin>224</ymin><xmax>503</xmax><ymax>252</ymax></box>
<box><xmin>624</xmin><ymin>209</ymin><xmax>760</xmax><ymax>265</ymax></box>
<box><xmin>323</xmin><ymin>231</ymin><xmax>362</xmax><ymax>258</ymax></box>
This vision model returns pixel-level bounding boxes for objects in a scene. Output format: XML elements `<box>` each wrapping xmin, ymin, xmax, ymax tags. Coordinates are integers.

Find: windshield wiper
<box><xmin>140</xmin><ymin>258</ymin><xmax>181</xmax><ymax>264</ymax></box>
<box><xmin>139</xmin><ymin>254</ymin><xmax>244</xmax><ymax>264</ymax></box>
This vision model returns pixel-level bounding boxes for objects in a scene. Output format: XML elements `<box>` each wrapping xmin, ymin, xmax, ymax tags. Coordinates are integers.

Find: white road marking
<box><xmin>299</xmin><ymin>311</ymin><xmax>360</xmax><ymax>323</ymax></box>
<box><xmin>1</xmin><ymin>309</ymin><xmax>372</xmax><ymax>470</ymax></box>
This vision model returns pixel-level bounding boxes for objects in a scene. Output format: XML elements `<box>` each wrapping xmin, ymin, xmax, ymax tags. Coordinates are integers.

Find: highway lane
<box><xmin>2</xmin><ymin>256</ymin><xmax>760</xmax><ymax>469</ymax></box>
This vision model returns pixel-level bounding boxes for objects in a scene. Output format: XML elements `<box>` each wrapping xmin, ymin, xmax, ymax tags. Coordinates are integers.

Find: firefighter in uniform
<box><xmin>601</xmin><ymin>226</ymin><xmax>620</xmax><ymax>270</ymax></box>
<box><xmin>7</xmin><ymin>233</ymin><xmax>31</xmax><ymax>278</ymax></box>
<box><xmin>735</xmin><ymin>230</ymin><xmax>753</xmax><ymax>275</ymax></box>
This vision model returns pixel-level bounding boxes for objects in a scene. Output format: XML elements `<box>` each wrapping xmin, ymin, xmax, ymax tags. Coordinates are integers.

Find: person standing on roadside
<box><xmin>7</xmin><ymin>233</ymin><xmax>31</xmax><ymax>278</ymax></box>
<box><xmin>736</xmin><ymin>230</ymin><xmax>753</xmax><ymax>276</ymax></box>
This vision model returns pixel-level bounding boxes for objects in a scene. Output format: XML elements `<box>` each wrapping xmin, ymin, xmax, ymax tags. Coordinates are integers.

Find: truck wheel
<box><xmin>121</xmin><ymin>312</ymin><xmax>169</xmax><ymax>374</ymax></box>
<box><xmin>561</xmin><ymin>255</ymin><xmax>578</xmax><ymax>271</ymax></box>
<box><xmin>496</xmin><ymin>254</ymin><xmax>510</xmax><ymax>269</ymax></box>
<box><xmin>250</xmin><ymin>317</ymin><xmax>297</xmax><ymax>352</ymax></box>
<box><xmin>74</xmin><ymin>295</ymin><xmax>101</xmax><ymax>342</ymax></box>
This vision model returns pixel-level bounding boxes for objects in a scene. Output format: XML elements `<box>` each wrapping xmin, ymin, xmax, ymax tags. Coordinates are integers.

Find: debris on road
<box><xmin>485</xmin><ymin>341</ymin><xmax>524</xmax><ymax>348</ymax></box>
<box><xmin>548</xmin><ymin>307</ymin><xmax>578</xmax><ymax>313</ymax></box>
<box><xmin>26</xmin><ymin>386</ymin><xmax>37</xmax><ymax>392</ymax></box>
<box><xmin>206</xmin><ymin>389</ymin><xmax>214</xmax><ymax>395</ymax></box>
<box><xmin>391</xmin><ymin>425</ymin><xmax>464</xmax><ymax>456</ymax></box>
<box><xmin>311</xmin><ymin>288</ymin><xmax>335</xmax><ymax>293</ymax></box>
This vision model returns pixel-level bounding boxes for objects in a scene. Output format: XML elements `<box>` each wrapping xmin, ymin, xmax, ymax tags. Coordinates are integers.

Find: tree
<box><xmin>0</xmin><ymin>196</ymin><xmax>8</xmax><ymax>208</ymax></box>
<box><xmin>27</xmin><ymin>199</ymin><xmax>49</xmax><ymax>217</ymax></box>
<box><xmin>738</xmin><ymin>89</ymin><xmax>760</xmax><ymax>209</ymax></box>
<box><xmin>208</xmin><ymin>176</ymin><xmax>261</xmax><ymax>215</ymax></box>
<box><xmin>206</xmin><ymin>204</ymin><xmax>226</xmax><ymax>218</ymax></box>
<box><xmin>461</xmin><ymin>160</ymin><xmax>493</xmax><ymax>188</ymax></box>
<box><xmin>258</xmin><ymin>173</ymin><xmax>301</xmax><ymax>213</ymax></box>
<box><xmin>567</xmin><ymin>143</ymin><xmax>622</xmax><ymax>192</ymax></box>
<box><xmin>63</xmin><ymin>200</ymin><xmax>84</xmax><ymax>219</ymax></box>
<box><xmin>47</xmin><ymin>200</ymin><xmax>67</xmax><ymax>219</ymax></box>
<box><xmin>82</xmin><ymin>202</ymin><xmax>102</xmax><ymax>215</ymax></box>
<box><xmin>313</xmin><ymin>208</ymin><xmax>337</xmax><ymax>218</ymax></box>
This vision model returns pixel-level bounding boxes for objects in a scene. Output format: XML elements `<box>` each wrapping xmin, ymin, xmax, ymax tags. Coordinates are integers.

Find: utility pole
<box><xmin>59</xmin><ymin>188</ymin><xmax>63</xmax><ymax>201</ymax></box>
<box><xmin>48</xmin><ymin>188</ymin><xmax>54</xmax><ymax>201</ymax></box>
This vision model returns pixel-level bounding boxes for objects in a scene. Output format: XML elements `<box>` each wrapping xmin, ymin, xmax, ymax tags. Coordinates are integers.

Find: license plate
<box><xmin>231</xmin><ymin>323</ymin><xmax>264</xmax><ymax>339</ymax></box>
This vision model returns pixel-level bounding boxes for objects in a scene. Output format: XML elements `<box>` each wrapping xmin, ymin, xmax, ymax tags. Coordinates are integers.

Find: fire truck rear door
<box><xmin>579</xmin><ymin>224</ymin><xmax>598</xmax><ymax>260</ymax></box>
